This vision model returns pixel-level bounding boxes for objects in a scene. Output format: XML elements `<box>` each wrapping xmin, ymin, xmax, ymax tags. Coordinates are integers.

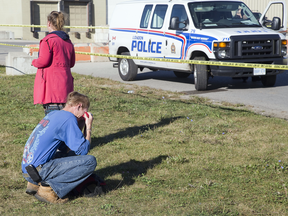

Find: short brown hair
<box><xmin>66</xmin><ymin>92</ymin><xmax>90</xmax><ymax>109</ymax></box>
<box><xmin>47</xmin><ymin>11</ymin><xmax>65</xmax><ymax>31</ymax></box>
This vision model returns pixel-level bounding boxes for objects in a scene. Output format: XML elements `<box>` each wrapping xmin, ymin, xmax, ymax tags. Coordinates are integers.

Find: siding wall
<box><xmin>0</xmin><ymin>0</ymin><xmax>106</xmax><ymax>41</ymax></box>
<box><xmin>107</xmin><ymin>1</ymin><xmax>288</xmax><ymax>25</ymax></box>
<box><xmin>0</xmin><ymin>0</ymin><xmax>286</xmax><ymax>40</ymax></box>
<box><xmin>242</xmin><ymin>0</ymin><xmax>271</xmax><ymax>13</ymax></box>
<box><xmin>242</xmin><ymin>0</ymin><xmax>288</xmax><ymax>27</ymax></box>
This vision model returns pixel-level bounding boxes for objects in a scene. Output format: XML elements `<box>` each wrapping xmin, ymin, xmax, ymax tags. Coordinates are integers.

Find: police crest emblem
<box><xmin>171</xmin><ymin>43</ymin><xmax>176</xmax><ymax>53</ymax></box>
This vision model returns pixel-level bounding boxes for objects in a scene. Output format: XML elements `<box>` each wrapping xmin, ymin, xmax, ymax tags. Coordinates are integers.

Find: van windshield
<box><xmin>188</xmin><ymin>1</ymin><xmax>261</xmax><ymax>29</ymax></box>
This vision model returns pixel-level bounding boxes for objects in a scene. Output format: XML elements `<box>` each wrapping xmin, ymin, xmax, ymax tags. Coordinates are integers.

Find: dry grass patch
<box><xmin>1</xmin><ymin>67</ymin><xmax>288</xmax><ymax>215</ymax></box>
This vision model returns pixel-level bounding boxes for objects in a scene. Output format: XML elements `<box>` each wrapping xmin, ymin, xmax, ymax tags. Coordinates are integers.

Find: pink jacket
<box><xmin>32</xmin><ymin>32</ymin><xmax>75</xmax><ymax>105</ymax></box>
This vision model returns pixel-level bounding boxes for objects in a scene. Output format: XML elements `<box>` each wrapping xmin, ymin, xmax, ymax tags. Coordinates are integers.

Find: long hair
<box><xmin>47</xmin><ymin>11</ymin><xmax>65</xmax><ymax>31</ymax></box>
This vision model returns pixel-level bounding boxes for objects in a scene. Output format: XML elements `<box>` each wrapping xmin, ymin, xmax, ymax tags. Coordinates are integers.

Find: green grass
<box><xmin>1</xmin><ymin>65</ymin><xmax>288</xmax><ymax>215</ymax></box>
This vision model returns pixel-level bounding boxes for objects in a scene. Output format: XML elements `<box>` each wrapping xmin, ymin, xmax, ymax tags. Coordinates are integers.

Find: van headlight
<box><xmin>281</xmin><ymin>47</ymin><xmax>287</xmax><ymax>56</ymax></box>
<box><xmin>214</xmin><ymin>42</ymin><xmax>230</xmax><ymax>59</ymax></box>
<box><xmin>218</xmin><ymin>50</ymin><xmax>229</xmax><ymax>58</ymax></box>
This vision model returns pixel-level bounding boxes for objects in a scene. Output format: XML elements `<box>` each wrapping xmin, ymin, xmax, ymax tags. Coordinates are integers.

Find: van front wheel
<box><xmin>118</xmin><ymin>53</ymin><xmax>138</xmax><ymax>81</ymax></box>
<box><xmin>261</xmin><ymin>75</ymin><xmax>276</xmax><ymax>87</ymax></box>
<box><xmin>193</xmin><ymin>56</ymin><xmax>208</xmax><ymax>91</ymax></box>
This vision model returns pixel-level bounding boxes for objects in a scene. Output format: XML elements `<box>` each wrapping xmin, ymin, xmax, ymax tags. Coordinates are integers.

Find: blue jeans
<box><xmin>24</xmin><ymin>155</ymin><xmax>97</xmax><ymax>198</ymax></box>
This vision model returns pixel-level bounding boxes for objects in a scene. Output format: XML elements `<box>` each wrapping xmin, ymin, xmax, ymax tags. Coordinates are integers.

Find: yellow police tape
<box><xmin>0</xmin><ymin>43</ymin><xmax>288</xmax><ymax>70</ymax></box>
<box><xmin>0</xmin><ymin>43</ymin><xmax>35</xmax><ymax>49</ymax></box>
<box><xmin>0</xmin><ymin>24</ymin><xmax>108</xmax><ymax>29</ymax></box>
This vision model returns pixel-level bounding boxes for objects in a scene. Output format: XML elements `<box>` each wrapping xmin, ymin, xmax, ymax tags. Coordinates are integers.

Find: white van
<box><xmin>109</xmin><ymin>0</ymin><xmax>287</xmax><ymax>90</ymax></box>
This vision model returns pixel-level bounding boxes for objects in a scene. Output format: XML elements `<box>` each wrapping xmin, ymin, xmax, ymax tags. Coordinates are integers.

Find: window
<box><xmin>170</xmin><ymin>5</ymin><xmax>188</xmax><ymax>29</ymax></box>
<box><xmin>31</xmin><ymin>2</ymin><xmax>58</xmax><ymax>32</ymax></box>
<box><xmin>140</xmin><ymin>5</ymin><xmax>153</xmax><ymax>28</ymax></box>
<box><xmin>188</xmin><ymin>1</ymin><xmax>260</xmax><ymax>29</ymax></box>
<box><xmin>64</xmin><ymin>1</ymin><xmax>89</xmax><ymax>32</ymax></box>
<box><xmin>151</xmin><ymin>5</ymin><xmax>168</xmax><ymax>29</ymax></box>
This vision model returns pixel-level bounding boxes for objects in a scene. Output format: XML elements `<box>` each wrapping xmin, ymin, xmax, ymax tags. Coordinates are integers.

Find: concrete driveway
<box><xmin>72</xmin><ymin>61</ymin><xmax>288</xmax><ymax>120</ymax></box>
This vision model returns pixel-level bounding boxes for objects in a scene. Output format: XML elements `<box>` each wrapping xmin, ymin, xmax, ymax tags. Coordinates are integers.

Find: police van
<box><xmin>109</xmin><ymin>0</ymin><xmax>287</xmax><ymax>90</ymax></box>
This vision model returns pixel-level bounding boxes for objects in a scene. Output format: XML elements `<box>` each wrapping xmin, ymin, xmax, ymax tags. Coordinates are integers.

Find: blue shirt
<box><xmin>22</xmin><ymin>110</ymin><xmax>90</xmax><ymax>173</ymax></box>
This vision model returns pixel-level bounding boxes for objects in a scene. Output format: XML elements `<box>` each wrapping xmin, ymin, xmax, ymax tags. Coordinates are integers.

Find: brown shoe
<box><xmin>35</xmin><ymin>185</ymin><xmax>69</xmax><ymax>204</ymax></box>
<box><xmin>26</xmin><ymin>182</ymin><xmax>39</xmax><ymax>195</ymax></box>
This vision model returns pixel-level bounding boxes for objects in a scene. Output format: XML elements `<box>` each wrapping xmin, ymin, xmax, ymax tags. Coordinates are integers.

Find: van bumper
<box><xmin>209</xmin><ymin>57</ymin><xmax>284</xmax><ymax>77</ymax></box>
<box><xmin>109</xmin><ymin>57</ymin><xmax>118</xmax><ymax>62</ymax></box>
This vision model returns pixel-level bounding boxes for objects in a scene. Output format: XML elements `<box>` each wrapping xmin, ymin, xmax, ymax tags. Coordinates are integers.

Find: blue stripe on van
<box><xmin>110</xmin><ymin>28</ymin><xmax>217</xmax><ymax>59</ymax></box>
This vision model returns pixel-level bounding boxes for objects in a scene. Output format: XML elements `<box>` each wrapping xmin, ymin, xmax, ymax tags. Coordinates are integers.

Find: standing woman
<box><xmin>32</xmin><ymin>11</ymin><xmax>75</xmax><ymax>115</ymax></box>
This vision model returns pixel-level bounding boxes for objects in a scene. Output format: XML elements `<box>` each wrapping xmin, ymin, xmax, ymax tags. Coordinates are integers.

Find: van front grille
<box><xmin>230</xmin><ymin>35</ymin><xmax>281</xmax><ymax>59</ymax></box>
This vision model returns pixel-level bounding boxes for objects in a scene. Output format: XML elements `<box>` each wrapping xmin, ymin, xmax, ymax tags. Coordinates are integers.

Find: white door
<box><xmin>132</xmin><ymin>4</ymin><xmax>154</xmax><ymax>66</ymax></box>
<box><xmin>165</xmin><ymin>4</ymin><xmax>191</xmax><ymax>71</ymax></box>
<box><xmin>259</xmin><ymin>1</ymin><xmax>287</xmax><ymax>35</ymax></box>
<box><xmin>135</xmin><ymin>4</ymin><xmax>168</xmax><ymax>69</ymax></box>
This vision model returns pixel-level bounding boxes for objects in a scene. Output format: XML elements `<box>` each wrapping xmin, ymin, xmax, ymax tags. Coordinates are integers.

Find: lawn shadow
<box><xmin>136</xmin><ymin>69</ymin><xmax>288</xmax><ymax>90</ymax></box>
<box><xmin>94</xmin><ymin>155</ymin><xmax>168</xmax><ymax>193</ymax></box>
<box><xmin>90</xmin><ymin>116</ymin><xmax>181</xmax><ymax>149</ymax></box>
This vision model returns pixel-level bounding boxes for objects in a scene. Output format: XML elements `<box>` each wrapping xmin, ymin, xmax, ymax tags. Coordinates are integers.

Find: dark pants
<box><xmin>43</xmin><ymin>103</ymin><xmax>65</xmax><ymax>116</ymax></box>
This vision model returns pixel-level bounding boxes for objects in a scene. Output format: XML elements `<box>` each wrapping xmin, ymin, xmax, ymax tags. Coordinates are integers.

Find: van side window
<box><xmin>170</xmin><ymin>5</ymin><xmax>188</xmax><ymax>29</ymax></box>
<box><xmin>151</xmin><ymin>5</ymin><xmax>168</xmax><ymax>29</ymax></box>
<box><xmin>140</xmin><ymin>5</ymin><xmax>153</xmax><ymax>28</ymax></box>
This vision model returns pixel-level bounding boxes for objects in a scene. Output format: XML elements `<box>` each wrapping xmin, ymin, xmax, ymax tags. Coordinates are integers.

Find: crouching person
<box><xmin>21</xmin><ymin>91</ymin><xmax>96</xmax><ymax>204</ymax></box>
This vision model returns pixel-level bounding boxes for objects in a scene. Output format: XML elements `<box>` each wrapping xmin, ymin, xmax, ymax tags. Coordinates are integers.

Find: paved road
<box><xmin>72</xmin><ymin>61</ymin><xmax>288</xmax><ymax>120</ymax></box>
<box><xmin>0</xmin><ymin>40</ymin><xmax>38</xmax><ymax>65</ymax></box>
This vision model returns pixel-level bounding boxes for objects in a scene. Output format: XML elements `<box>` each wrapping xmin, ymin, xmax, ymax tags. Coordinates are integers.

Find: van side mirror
<box><xmin>271</xmin><ymin>17</ymin><xmax>281</xmax><ymax>30</ymax></box>
<box><xmin>170</xmin><ymin>17</ymin><xmax>180</xmax><ymax>30</ymax></box>
<box><xmin>169</xmin><ymin>17</ymin><xmax>188</xmax><ymax>30</ymax></box>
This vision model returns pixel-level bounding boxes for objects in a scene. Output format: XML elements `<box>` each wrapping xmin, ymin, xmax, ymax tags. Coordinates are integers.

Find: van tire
<box><xmin>118</xmin><ymin>52</ymin><xmax>138</xmax><ymax>81</ymax></box>
<box><xmin>173</xmin><ymin>71</ymin><xmax>190</xmax><ymax>78</ymax></box>
<box><xmin>261</xmin><ymin>75</ymin><xmax>276</xmax><ymax>87</ymax></box>
<box><xmin>193</xmin><ymin>56</ymin><xmax>208</xmax><ymax>91</ymax></box>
